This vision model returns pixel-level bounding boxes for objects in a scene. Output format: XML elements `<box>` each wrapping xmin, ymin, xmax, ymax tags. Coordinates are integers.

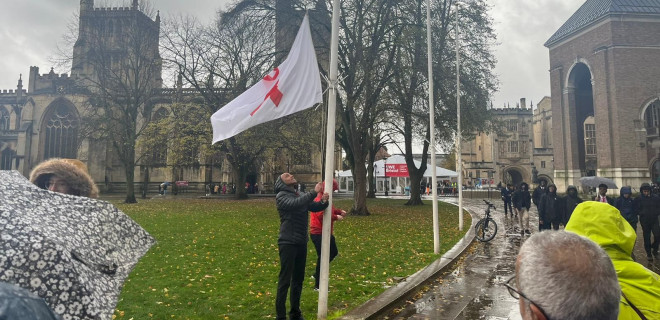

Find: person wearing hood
<box><xmin>29</xmin><ymin>158</ymin><xmax>99</xmax><ymax>198</ymax></box>
<box><xmin>563</xmin><ymin>185</ymin><xmax>582</xmax><ymax>225</ymax></box>
<box><xmin>594</xmin><ymin>183</ymin><xmax>616</xmax><ymax>205</ymax></box>
<box><xmin>538</xmin><ymin>184</ymin><xmax>563</xmax><ymax>231</ymax></box>
<box><xmin>565</xmin><ymin>201</ymin><xmax>660</xmax><ymax>319</ymax></box>
<box><xmin>274</xmin><ymin>173</ymin><xmax>329</xmax><ymax>320</ymax></box>
<box><xmin>501</xmin><ymin>183</ymin><xmax>514</xmax><ymax>218</ymax></box>
<box><xmin>512</xmin><ymin>182</ymin><xmax>532</xmax><ymax>235</ymax></box>
<box><xmin>633</xmin><ymin>183</ymin><xmax>660</xmax><ymax>261</ymax></box>
<box><xmin>615</xmin><ymin>187</ymin><xmax>637</xmax><ymax>231</ymax></box>
<box><xmin>531</xmin><ymin>180</ymin><xmax>547</xmax><ymax>211</ymax></box>
<box><xmin>309</xmin><ymin>179</ymin><xmax>346</xmax><ymax>290</ymax></box>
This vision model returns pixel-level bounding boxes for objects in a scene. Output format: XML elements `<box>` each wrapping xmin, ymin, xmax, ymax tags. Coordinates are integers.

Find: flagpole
<box><xmin>427</xmin><ymin>0</ymin><xmax>439</xmax><ymax>254</ymax></box>
<box><xmin>456</xmin><ymin>2</ymin><xmax>464</xmax><ymax>230</ymax></box>
<box><xmin>318</xmin><ymin>0</ymin><xmax>340</xmax><ymax>318</ymax></box>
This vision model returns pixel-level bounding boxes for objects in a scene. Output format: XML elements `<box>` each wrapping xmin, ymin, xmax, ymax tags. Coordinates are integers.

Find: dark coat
<box><xmin>512</xmin><ymin>183</ymin><xmax>532</xmax><ymax>210</ymax></box>
<box><xmin>539</xmin><ymin>185</ymin><xmax>563</xmax><ymax>223</ymax></box>
<box><xmin>615</xmin><ymin>187</ymin><xmax>637</xmax><ymax>227</ymax></box>
<box><xmin>501</xmin><ymin>187</ymin><xmax>512</xmax><ymax>203</ymax></box>
<box><xmin>532</xmin><ymin>185</ymin><xmax>548</xmax><ymax>206</ymax></box>
<box><xmin>274</xmin><ymin>176</ymin><xmax>328</xmax><ymax>246</ymax></box>
<box><xmin>563</xmin><ymin>185</ymin><xmax>582</xmax><ymax>224</ymax></box>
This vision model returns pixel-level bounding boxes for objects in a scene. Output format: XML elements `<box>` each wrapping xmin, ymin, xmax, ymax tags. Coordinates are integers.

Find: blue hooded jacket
<box><xmin>615</xmin><ymin>186</ymin><xmax>637</xmax><ymax>227</ymax></box>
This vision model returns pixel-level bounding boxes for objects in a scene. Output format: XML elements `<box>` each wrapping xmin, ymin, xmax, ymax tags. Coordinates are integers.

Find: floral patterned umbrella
<box><xmin>0</xmin><ymin>171</ymin><xmax>155</xmax><ymax>319</ymax></box>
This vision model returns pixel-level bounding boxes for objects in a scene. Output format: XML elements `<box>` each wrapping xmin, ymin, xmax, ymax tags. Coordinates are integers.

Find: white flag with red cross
<box><xmin>211</xmin><ymin>14</ymin><xmax>322</xmax><ymax>143</ymax></box>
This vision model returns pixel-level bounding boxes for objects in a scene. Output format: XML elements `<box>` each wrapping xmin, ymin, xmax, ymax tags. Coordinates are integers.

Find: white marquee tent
<box><xmin>337</xmin><ymin>155</ymin><xmax>458</xmax><ymax>193</ymax></box>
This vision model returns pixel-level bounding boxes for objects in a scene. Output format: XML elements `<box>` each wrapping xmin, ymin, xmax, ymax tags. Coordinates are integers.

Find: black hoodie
<box><xmin>539</xmin><ymin>184</ymin><xmax>563</xmax><ymax>222</ymax></box>
<box><xmin>274</xmin><ymin>176</ymin><xmax>328</xmax><ymax>246</ymax></box>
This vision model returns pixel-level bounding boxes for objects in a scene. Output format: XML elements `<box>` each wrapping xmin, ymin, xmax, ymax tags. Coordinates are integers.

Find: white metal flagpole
<box><xmin>318</xmin><ymin>0</ymin><xmax>340</xmax><ymax>318</ymax></box>
<box><xmin>456</xmin><ymin>2</ymin><xmax>464</xmax><ymax>230</ymax></box>
<box><xmin>427</xmin><ymin>0</ymin><xmax>440</xmax><ymax>254</ymax></box>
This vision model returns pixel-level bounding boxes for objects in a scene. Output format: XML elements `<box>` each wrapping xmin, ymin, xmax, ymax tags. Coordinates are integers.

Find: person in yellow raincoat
<box><xmin>565</xmin><ymin>201</ymin><xmax>660</xmax><ymax>320</ymax></box>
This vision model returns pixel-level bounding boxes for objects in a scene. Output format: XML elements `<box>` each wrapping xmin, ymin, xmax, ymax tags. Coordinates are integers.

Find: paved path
<box><xmin>385</xmin><ymin>197</ymin><xmax>659</xmax><ymax>319</ymax></box>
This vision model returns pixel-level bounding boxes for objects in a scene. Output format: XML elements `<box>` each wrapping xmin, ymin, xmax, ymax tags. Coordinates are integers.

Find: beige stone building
<box><xmin>461</xmin><ymin>97</ymin><xmax>554</xmax><ymax>188</ymax></box>
<box><xmin>545</xmin><ymin>0</ymin><xmax>660</xmax><ymax>192</ymax></box>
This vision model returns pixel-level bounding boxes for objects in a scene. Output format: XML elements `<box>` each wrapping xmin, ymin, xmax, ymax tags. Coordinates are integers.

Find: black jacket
<box><xmin>563</xmin><ymin>185</ymin><xmax>582</xmax><ymax>224</ymax></box>
<box><xmin>532</xmin><ymin>185</ymin><xmax>547</xmax><ymax>206</ymax></box>
<box><xmin>512</xmin><ymin>183</ymin><xmax>532</xmax><ymax>210</ymax></box>
<box><xmin>274</xmin><ymin>177</ymin><xmax>328</xmax><ymax>246</ymax></box>
<box><xmin>539</xmin><ymin>186</ymin><xmax>563</xmax><ymax>223</ymax></box>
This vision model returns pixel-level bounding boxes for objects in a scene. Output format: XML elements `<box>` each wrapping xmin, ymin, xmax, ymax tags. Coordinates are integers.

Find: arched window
<box><xmin>645</xmin><ymin>99</ymin><xmax>660</xmax><ymax>131</ymax></box>
<box><xmin>0</xmin><ymin>107</ymin><xmax>9</xmax><ymax>131</ymax></box>
<box><xmin>1</xmin><ymin>147</ymin><xmax>15</xmax><ymax>170</ymax></box>
<box><xmin>151</xmin><ymin>108</ymin><xmax>169</xmax><ymax>164</ymax></box>
<box><xmin>42</xmin><ymin>101</ymin><xmax>79</xmax><ymax>160</ymax></box>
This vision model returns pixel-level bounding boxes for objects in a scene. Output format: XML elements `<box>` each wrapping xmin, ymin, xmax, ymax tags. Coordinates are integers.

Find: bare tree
<box><xmin>388</xmin><ymin>0</ymin><xmax>498</xmax><ymax>205</ymax></box>
<box><xmin>71</xmin><ymin>3</ymin><xmax>163</xmax><ymax>203</ymax></box>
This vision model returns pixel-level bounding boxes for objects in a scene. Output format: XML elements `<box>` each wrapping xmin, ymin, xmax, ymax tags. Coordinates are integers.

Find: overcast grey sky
<box><xmin>0</xmin><ymin>0</ymin><xmax>583</xmax><ymax>108</ymax></box>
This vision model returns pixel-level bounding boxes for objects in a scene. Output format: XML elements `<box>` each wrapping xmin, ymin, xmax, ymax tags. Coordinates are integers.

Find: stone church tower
<box><xmin>545</xmin><ymin>0</ymin><xmax>660</xmax><ymax>191</ymax></box>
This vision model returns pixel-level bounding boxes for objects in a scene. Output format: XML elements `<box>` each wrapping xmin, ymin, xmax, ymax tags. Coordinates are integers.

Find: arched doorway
<box><xmin>651</xmin><ymin>159</ymin><xmax>660</xmax><ymax>185</ymax></box>
<box><xmin>40</xmin><ymin>99</ymin><xmax>79</xmax><ymax>160</ymax></box>
<box><xmin>503</xmin><ymin>167</ymin><xmax>524</xmax><ymax>187</ymax></box>
<box><xmin>567</xmin><ymin>63</ymin><xmax>596</xmax><ymax>176</ymax></box>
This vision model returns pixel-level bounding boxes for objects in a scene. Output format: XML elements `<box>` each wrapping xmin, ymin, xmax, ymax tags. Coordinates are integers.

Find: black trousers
<box><xmin>310</xmin><ymin>234</ymin><xmax>338</xmax><ymax>288</ymax></box>
<box><xmin>502</xmin><ymin>200</ymin><xmax>513</xmax><ymax>215</ymax></box>
<box><xmin>276</xmin><ymin>244</ymin><xmax>307</xmax><ymax>320</ymax></box>
<box><xmin>640</xmin><ymin>215</ymin><xmax>660</xmax><ymax>255</ymax></box>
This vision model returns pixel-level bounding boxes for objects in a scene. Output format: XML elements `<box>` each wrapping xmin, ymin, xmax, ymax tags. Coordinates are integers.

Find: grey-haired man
<box><xmin>507</xmin><ymin>231</ymin><xmax>620</xmax><ymax>320</ymax></box>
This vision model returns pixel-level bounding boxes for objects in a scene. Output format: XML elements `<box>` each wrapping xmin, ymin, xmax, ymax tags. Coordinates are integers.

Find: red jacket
<box><xmin>310</xmin><ymin>193</ymin><xmax>343</xmax><ymax>235</ymax></box>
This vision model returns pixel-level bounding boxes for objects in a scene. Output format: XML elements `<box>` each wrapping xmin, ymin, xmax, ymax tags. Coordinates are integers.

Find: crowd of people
<box><xmin>503</xmin><ymin>180</ymin><xmax>660</xmax><ymax>261</ymax></box>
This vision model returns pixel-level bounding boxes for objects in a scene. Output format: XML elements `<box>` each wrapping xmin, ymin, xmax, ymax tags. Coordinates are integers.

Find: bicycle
<box><xmin>475</xmin><ymin>200</ymin><xmax>498</xmax><ymax>242</ymax></box>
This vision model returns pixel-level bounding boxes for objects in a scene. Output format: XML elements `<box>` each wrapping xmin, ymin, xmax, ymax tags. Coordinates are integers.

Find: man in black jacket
<box><xmin>531</xmin><ymin>180</ymin><xmax>547</xmax><ymax>211</ymax></box>
<box><xmin>539</xmin><ymin>184</ymin><xmax>563</xmax><ymax>230</ymax></box>
<box><xmin>634</xmin><ymin>183</ymin><xmax>660</xmax><ymax>261</ymax></box>
<box><xmin>512</xmin><ymin>182</ymin><xmax>532</xmax><ymax>235</ymax></box>
<box><xmin>274</xmin><ymin>173</ymin><xmax>329</xmax><ymax>320</ymax></box>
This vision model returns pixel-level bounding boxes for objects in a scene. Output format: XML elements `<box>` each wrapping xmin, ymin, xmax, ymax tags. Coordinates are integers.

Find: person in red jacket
<box><xmin>309</xmin><ymin>179</ymin><xmax>346</xmax><ymax>290</ymax></box>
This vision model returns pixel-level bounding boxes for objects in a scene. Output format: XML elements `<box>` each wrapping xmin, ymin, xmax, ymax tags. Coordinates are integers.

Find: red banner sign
<box><xmin>385</xmin><ymin>164</ymin><xmax>409</xmax><ymax>177</ymax></box>
<box><xmin>175</xmin><ymin>181</ymin><xmax>189</xmax><ymax>187</ymax></box>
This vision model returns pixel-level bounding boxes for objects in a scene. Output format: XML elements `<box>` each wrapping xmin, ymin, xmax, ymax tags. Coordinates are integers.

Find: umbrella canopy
<box><xmin>0</xmin><ymin>281</ymin><xmax>60</xmax><ymax>320</ymax></box>
<box><xmin>579</xmin><ymin>176</ymin><xmax>618</xmax><ymax>189</ymax></box>
<box><xmin>0</xmin><ymin>171</ymin><xmax>155</xmax><ymax>319</ymax></box>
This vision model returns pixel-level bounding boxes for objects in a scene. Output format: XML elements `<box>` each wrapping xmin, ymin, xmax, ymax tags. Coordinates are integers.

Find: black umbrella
<box><xmin>0</xmin><ymin>281</ymin><xmax>61</xmax><ymax>319</ymax></box>
<box><xmin>579</xmin><ymin>176</ymin><xmax>618</xmax><ymax>189</ymax></box>
<box><xmin>0</xmin><ymin>171</ymin><xmax>155</xmax><ymax>319</ymax></box>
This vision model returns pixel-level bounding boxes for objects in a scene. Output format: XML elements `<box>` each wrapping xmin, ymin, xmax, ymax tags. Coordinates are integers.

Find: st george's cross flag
<box><xmin>211</xmin><ymin>14</ymin><xmax>322</xmax><ymax>143</ymax></box>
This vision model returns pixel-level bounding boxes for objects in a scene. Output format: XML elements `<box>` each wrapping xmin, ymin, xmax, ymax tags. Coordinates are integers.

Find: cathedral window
<box><xmin>0</xmin><ymin>107</ymin><xmax>9</xmax><ymax>131</ymax></box>
<box><xmin>151</xmin><ymin>108</ymin><xmax>169</xmax><ymax>164</ymax></box>
<box><xmin>42</xmin><ymin>102</ymin><xmax>79</xmax><ymax>160</ymax></box>
<box><xmin>0</xmin><ymin>148</ymin><xmax>15</xmax><ymax>170</ymax></box>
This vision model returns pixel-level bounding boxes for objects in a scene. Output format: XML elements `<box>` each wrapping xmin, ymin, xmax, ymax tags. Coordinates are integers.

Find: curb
<box><xmin>338</xmin><ymin>201</ymin><xmax>479</xmax><ymax>320</ymax></box>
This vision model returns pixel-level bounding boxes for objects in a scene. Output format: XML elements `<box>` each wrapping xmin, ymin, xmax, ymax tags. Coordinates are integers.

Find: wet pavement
<box><xmin>384</xmin><ymin>197</ymin><xmax>659</xmax><ymax>320</ymax></box>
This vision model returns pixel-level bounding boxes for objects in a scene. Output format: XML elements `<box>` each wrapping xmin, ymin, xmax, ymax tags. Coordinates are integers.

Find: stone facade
<box><xmin>545</xmin><ymin>0</ymin><xmax>660</xmax><ymax>192</ymax></box>
<box><xmin>461</xmin><ymin>98</ymin><xmax>554</xmax><ymax>188</ymax></box>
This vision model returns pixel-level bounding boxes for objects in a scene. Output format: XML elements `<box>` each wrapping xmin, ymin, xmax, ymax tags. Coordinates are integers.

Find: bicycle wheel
<box><xmin>475</xmin><ymin>218</ymin><xmax>498</xmax><ymax>242</ymax></box>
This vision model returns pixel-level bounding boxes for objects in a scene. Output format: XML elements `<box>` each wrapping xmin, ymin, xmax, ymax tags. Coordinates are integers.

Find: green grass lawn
<box><xmin>111</xmin><ymin>198</ymin><xmax>470</xmax><ymax>319</ymax></box>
